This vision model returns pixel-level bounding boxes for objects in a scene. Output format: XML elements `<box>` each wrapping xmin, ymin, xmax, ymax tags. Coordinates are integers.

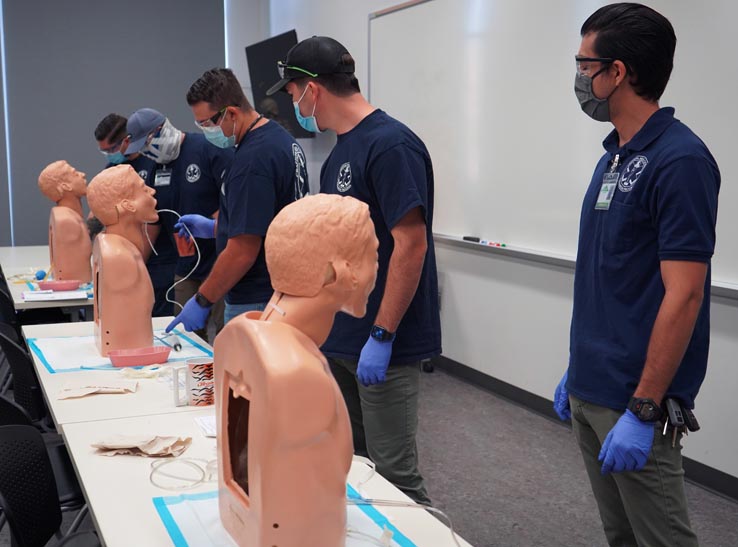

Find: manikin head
<box><xmin>38</xmin><ymin>160</ymin><xmax>87</xmax><ymax>203</ymax></box>
<box><xmin>265</xmin><ymin>194</ymin><xmax>378</xmax><ymax>317</ymax></box>
<box><xmin>87</xmin><ymin>164</ymin><xmax>158</xmax><ymax>227</ymax></box>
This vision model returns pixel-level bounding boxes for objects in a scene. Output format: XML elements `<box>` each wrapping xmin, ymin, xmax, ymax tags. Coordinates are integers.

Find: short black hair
<box><xmin>186</xmin><ymin>67</ymin><xmax>252</xmax><ymax>112</ymax></box>
<box><xmin>581</xmin><ymin>2</ymin><xmax>676</xmax><ymax>101</ymax></box>
<box><xmin>94</xmin><ymin>113</ymin><xmax>127</xmax><ymax>142</ymax></box>
<box><xmin>292</xmin><ymin>53</ymin><xmax>360</xmax><ymax>97</ymax></box>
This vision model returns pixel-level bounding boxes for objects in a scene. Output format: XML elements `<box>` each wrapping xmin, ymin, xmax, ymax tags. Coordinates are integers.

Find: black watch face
<box><xmin>638</xmin><ymin>401</ymin><xmax>660</xmax><ymax>421</ymax></box>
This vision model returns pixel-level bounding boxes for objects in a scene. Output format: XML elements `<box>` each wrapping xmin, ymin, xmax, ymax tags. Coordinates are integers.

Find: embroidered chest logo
<box><xmin>292</xmin><ymin>143</ymin><xmax>307</xmax><ymax>200</ymax></box>
<box><xmin>618</xmin><ymin>155</ymin><xmax>648</xmax><ymax>193</ymax></box>
<box><xmin>138</xmin><ymin>169</ymin><xmax>148</xmax><ymax>181</ymax></box>
<box><xmin>186</xmin><ymin>164</ymin><xmax>201</xmax><ymax>183</ymax></box>
<box><xmin>337</xmin><ymin>162</ymin><xmax>352</xmax><ymax>193</ymax></box>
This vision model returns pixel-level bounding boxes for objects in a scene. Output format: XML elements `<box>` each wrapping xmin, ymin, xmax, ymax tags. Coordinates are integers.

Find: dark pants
<box><xmin>570</xmin><ymin>394</ymin><xmax>698</xmax><ymax>547</ymax></box>
<box><xmin>328</xmin><ymin>357</ymin><xmax>431</xmax><ymax>505</ymax></box>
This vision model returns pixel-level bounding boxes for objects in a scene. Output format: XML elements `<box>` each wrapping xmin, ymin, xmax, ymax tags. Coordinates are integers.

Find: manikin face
<box><xmin>341</xmin><ymin>233</ymin><xmax>379</xmax><ymax>318</ymax></box>
<box><xmin>61</xmin><ymin>162</ymin><xmax>87</xmax><ymax>197</ymax></box>
<box><xmin>127</xmin><ymin>174</ymin><xmax>159</xmax><ymax>224</ymax></box>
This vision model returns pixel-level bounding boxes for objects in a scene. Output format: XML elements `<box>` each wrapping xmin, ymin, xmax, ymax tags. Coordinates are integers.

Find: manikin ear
<box><xmin>59</xmin><ymin>181</ymin><xmax>73</xmax><ymax>193</ymax></box>
<box><xmin>327</xmin><ymin>259</ymin><xmax>357</xmax><ymax>291</ymax></box>
<box><xmin>119</xmin><ymin>199</ymin><xmax>136</xmax><ymax>214</ymax></box>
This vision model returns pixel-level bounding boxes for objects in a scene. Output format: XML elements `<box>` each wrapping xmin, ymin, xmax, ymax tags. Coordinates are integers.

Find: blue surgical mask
<box><xmin>102</xmin><ymin>150</ymin><xmax>126</xmax><ymax>165</ymax></box>
<box><xmin>293</xmin><ymin>85</ymin><xmax>322</xmax><ymax>133</ymax></box>
<box><xmin>201</xmin><ymin>124</ymin><xmax>236</xmax><ymax>149</ymax></box>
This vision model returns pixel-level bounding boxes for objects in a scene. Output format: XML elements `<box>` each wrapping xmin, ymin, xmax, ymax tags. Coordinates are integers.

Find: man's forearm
<box><xmin>634</xmin><ymin>290</ymin><xmax>703</xmax><ymax>403</ymax></box>
<box><xmin>198</xmin><ymin>243</ymin><xmax>258</xmax><ymax>303</ymax></box>
<box><xmin>374</xmin><ymin>241</ymin><xmax>426</xmax><ymax>332</ymax></box>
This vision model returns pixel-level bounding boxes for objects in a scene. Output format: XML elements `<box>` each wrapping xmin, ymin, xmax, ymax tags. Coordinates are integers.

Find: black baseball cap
<box><xmin>266</xmin><ymin>36</ymin><xmax>355</xmax><ymax>96</ymax></box>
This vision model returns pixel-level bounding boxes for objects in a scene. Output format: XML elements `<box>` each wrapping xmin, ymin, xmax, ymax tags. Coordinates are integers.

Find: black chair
<box><xmin>0</xmin><ymin>425</ymin><xmax>100</xmax><ymax>547</ymax></box>
<box><xmin>0</xmin><ymin>395</ymin><xmax>84</xmax><ymax>513</ymax></box>
<box><xmin>0</xmin><ymin>286</ymin><xmax>22</xmax><ymax>342</ymax></box>
<box><xmin>0</xmin><ymin>330</ymin><xmax>48</xmax><ymax>424</ymax></box>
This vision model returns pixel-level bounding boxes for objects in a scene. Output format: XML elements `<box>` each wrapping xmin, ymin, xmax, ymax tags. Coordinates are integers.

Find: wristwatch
<box><xmin>370</xmin><ymin>325</ymin><xmax>396</xmax><ymax>343</ymax></box>
<box><xmin>194</xmin><ymin>291</ymin><xmax>213</xmax><ymax>308</ymax></box>
<box><xmin>627</xmin><ymin>397</ymin><xmax>663</xmax><ymax>422</ymax></box>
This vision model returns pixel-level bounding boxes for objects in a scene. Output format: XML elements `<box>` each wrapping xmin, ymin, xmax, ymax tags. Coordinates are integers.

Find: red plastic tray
<box><xmin>37</xmin><ymin>280</ymin><xmax>81</xmax><ymax>291</ymax></box>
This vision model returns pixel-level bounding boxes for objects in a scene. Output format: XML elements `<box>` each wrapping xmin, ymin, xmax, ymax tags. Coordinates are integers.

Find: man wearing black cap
<box><xmin>125</xmin><ymin>107</ymin><xmax>233</xmax><ymax>340</ymax></box>
<box><xmin>268</xmin><ymin>36</ymin><xmax>441</xmax><ymax>505</ymax></box>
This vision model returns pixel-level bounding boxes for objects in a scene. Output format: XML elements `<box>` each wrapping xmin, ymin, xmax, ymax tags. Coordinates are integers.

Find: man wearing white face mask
<box><xmin>125</xmin><ymin>107</ymin><xmax>233</xmax><ymax>340</ymax></box>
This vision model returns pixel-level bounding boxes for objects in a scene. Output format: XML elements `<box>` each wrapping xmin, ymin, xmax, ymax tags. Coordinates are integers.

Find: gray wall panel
<box><xmin>3</xmin><ymin>0</ymin><xmax>224</xmax><ymax>245</ymax></box>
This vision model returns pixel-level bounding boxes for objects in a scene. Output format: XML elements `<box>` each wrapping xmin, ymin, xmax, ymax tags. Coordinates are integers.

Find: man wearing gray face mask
<box><xmin>125</xmin><ymin>107</ymin><xmax>234</xmax><ymax>341</ymax></box>
<box><xmin>554</xmin><ymin>4</ymin><xmax>720</xmax><ymax>547</ymax></box>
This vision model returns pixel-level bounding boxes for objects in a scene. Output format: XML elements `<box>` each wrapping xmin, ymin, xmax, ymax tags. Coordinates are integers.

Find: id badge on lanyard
<box><xmin>154</xmin><ymin>167</ymin><xmax>171</xmax><ymax>187</ymax></box>
<box><xmin>595</xmin><ymin>153</ymin><xmax>620</xmax><ymax>210</ymax></box>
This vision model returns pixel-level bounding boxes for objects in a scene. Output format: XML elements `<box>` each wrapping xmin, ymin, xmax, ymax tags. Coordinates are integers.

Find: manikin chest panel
<box><xmin>92</xmin><ymin>233</ymin><xmax>154</xmax><ymax>356</ymax></box>
<box><xmin>48</xmin><ymin>207</ymin><xmax>92</xmax><ymax>283</ymax></box>
<box><xmin>214</xmin><ymin>312</ymin><xmax>352</xmax><ymax>547</ymax></box>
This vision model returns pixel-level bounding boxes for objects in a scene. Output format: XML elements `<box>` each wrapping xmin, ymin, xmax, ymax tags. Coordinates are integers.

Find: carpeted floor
<box><xmin>1</xmin><ymin>367</ymin><xmax>737</xmax><ymax>546</ymax></box>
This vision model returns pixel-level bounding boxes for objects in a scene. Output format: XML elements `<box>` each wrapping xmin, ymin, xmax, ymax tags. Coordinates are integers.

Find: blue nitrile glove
<box><xmin>598</xmin><ymin>409</ymin><xmax>655</xmax><ymax>475</ymax></box>
<box><xmin>174</xmin><ymin>214</ymin><xmax>216</xmax><ymax>240</ymax></box>
<box><xmin>357</xmin><ymin>336</ymin><xmax>393</xmax><ymax>387</ymax></box>
<box><xmin>554</xmin><ymin>370</ymin><xmax>571</xmax><ymax>420</ymax></box>
<box><xmin>166</xmin><ymin>296</ymin><xmax>211</xmax><ymax>333</ymax></box>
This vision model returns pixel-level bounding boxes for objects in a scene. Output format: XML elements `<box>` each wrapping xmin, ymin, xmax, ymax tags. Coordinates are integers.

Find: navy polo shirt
<box><xmin>216</xmin><ymin>120</ymin><xmax>308</xmax><ymax>305</ymax></box>
<box><xmin>160</xmin><ymin>132</ymin><xmax>232</xmax><ymax>280</ymax></box>
<box><xmin>568</xmin><ymin>108</ymin><xmax>720</xmax><ymax>410</ymax></box>
<box><xmin>320</xmin><ymin>109</ymin><xmax>442</xmax><ymax>364</ymax></box>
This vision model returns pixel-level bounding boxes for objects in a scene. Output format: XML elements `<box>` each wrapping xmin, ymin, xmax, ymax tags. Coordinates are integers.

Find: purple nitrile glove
<box><xmin>166</xmin><ymin>296</ymin><xmax>211</xmax><ymax>333</ymax></box>
<box><xmin>599</xmin><ymin>409</ymin><xmax>655</xmax><ymax>475</ymax></box>
<box><xmin>554</xmin><ymin>370</ymin><xmax>571</xmax><ymax>421</ymax></box>
<box><xmin>174</xmin><ymin>214</ymin><xmax>216</xmax><ymax>240</ymax></box>
<box><xmin>356</xmin><ymin>336</ymin><xmax>393</xmax><ymax>387</ymax></box>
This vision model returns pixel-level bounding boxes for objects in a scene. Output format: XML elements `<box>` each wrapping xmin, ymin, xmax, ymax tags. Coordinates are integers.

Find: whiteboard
<box><xmin>369</xmin><ymin>0</ymin><xmax>738</xmax><ymax>285</ymax></box>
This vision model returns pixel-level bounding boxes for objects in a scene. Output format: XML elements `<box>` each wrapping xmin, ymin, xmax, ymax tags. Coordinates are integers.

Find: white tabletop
<box><xmin>22</xmin><ymin>317</ymin><xmax>211</xmax><ymax>426</ymax></box>
<box><xmin>1</xmin><ymin>245</ymin><xmax>91</xmax><ymax>310</ymax></box>
<box><xmin>61</xmin><ymin>410</ymin><xmax>473</xmax><ymax>547</ymax></box>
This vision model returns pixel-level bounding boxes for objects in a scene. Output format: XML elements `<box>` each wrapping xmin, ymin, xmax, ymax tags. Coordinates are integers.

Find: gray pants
<box><xmin>328</xmin><ymin>357</ymin><xmax>431</xmax><ymax>505</ymax></box>
<box><xmin>570</xmin><ymin>394</ymin><xmax>698</xmax><ymax>547</ymax></box>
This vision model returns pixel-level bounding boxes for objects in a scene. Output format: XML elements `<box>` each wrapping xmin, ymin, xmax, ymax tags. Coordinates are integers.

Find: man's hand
<box><xmin>554</xmin><ymin>370</ymin><xmax>571</xmax><ymax>421</ymax></box>
<box><xmin>357</xmin><ymin>337</ymin><xmax>393</xmax><ymax>386</ymax></box>
<box><xmin>598</xmin><ymin>409</ymin><xmax>655</xmax><ymax>475</ymax></box>
<box><xmin>166</xmin><ymin>296</ymin><xmax>211</xmax><ymax>332</ymax></box>
<box><xmin>174</xmin><ymin>214</ymin><xmax>216</xmax><ymax>240</ymax></box>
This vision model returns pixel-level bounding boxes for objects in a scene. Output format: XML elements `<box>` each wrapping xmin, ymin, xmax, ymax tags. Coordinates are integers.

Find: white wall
<box><xmin>229</xmin><ymin>0</ymin><xmax>738</xmax><ymax>480</ymax></box>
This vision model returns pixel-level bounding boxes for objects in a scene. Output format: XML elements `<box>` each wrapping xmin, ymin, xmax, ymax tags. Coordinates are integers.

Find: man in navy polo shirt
<box><xmin>268</xmin><ymin>36</ymin><xmax>441</xmax><ymax>505</ymax></box>
<box><xmin>554</xmin><ymin>4</ymin><xmax>719</xmax><ymax>546</ymax></box>
<box><xmin>125</xmin><ymin>107</ymin><xmax>232</xmax><ymax>339</ymax></box>
<box><xmin>94</xmin><ymin>113</ymin><xmax>175</xmax><ymax>317</ymax></box>
<box><xmin>164</xmin><ymin>67</ymin><xmax>308</xmax><ymax>332</ymax></box>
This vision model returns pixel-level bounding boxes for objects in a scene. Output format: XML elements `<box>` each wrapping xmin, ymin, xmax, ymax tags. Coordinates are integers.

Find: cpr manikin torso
<box><xmin>214</xmin><ymin>194</ymin><xmax>378</xmax><ymax>547</ymax></box>
<box><xmin>87</xmin><ymin>165</ymin><xmax>158</xmax><ymax>356</ymax></box>
<box><xmin>38</xmin><ymin>161</ymin><xmax>92</xmax><ymax>283</ymax></box>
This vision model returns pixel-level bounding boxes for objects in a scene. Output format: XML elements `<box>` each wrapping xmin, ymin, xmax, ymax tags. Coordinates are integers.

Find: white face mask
<box><xmin>144</xmin><ymin>119</ymin><xmax>183</xmax><ymax>163</ymax></box>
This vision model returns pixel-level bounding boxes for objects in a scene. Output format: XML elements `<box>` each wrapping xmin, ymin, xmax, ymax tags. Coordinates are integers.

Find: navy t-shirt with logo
<box><xmin>158</xmin><ymin>132</ymin><xmax>232</xmax><ymax>280</ymax></box>
<box><xmin>216</xmin><ymin>120</ymin><xmax>308</xmax><ymax>305</ymax></box>
<box><xmin>568</xmin><ymin>107</ymin><xmax>720</xmax><ymax>410</ymax></box>
<box><xmin>320</xmin><ymin>109</ymin><xmax>442</xmax><ymax>364</ymax></box>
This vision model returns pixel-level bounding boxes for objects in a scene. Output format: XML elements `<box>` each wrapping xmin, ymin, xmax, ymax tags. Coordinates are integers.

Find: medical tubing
<box><xmin>151</xmin><ymin>209</ymin><xmax>202</xmax><ymax>312</ymax></box>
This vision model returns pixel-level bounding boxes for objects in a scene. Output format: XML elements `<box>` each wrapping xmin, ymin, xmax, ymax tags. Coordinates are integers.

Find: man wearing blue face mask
<box><xmin>125</xmin><ymin>107</ymin><xmax>233</xmax><ymax>340</ymax></box>
<box><xmin>93</xmin><ymin>113</ymin><xmax>175</xmax><ymax>317</ymax></box>
<box><xmin>267</xmin><ymin>36</ymin><xmax>440</xmax><ymax>506</ymax></box>
<box><xmin>164</xmin><ymin>67</ymin><xmax>308</xmax><ymax>334</ymax></box>
<box><xmin>554</xmin><ymin>4</ymin><xmax>719</xmax><ymax>546</ymax></box>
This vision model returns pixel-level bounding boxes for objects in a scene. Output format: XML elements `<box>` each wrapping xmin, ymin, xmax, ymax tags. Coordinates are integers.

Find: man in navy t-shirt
<box><xmin>554</xmin><ymin>5</ymin><xmax>719</xmax><ymax>546</ymax></box>
<box><xmin>94</xmin><ymin>113</ymin><xmax>175</xmax><ymax>317</ymax></box>
<box><xmin>125</xmin><ymin>108</ymin><xmax>233</xmax><ymax>339</ymax></box>
<box><xmin>164</xmin><ymin>67</ymin><xmax>308</xmax><ymax>333</ymax></box>
<box><xmin>269</xmin><ymin>36</ymin><xmax>441</xmax><ymax>505</ymax></box>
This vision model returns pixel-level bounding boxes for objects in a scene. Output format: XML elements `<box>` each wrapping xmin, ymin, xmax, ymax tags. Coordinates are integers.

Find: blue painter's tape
<box><xmin>174</xmin><ymin>330</ymin><xmax>213</xmax><ymax>357</ymax></box>
<box><xmin>152</xmin><ymin>496</ymin><xmax>189</xmax><ymax>547</ymax></box>
<box><xmin>26</xmin><ymin>338</ymin><xmax>55</xmax><ymax>374</ymax></box>
<box><xmin>346</xmin><ymin>484</ymin><xmax>417</xmax><ymax>547</ymax></box>
<box><xmin>25</xmin><ymin>281</ymin><xmax>34</xmax><ymax>290</ymax></box>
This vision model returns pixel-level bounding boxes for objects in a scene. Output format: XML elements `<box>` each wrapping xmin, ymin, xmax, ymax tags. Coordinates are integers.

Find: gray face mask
<box><xmin>574</xmin><ymin>71</ymin><xmax>611</xmax><ymax>122</ymax></box>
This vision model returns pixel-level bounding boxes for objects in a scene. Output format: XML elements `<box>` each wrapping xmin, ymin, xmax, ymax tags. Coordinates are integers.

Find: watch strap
<box><xmin>194</xmin><ymin>291</ymin><xmax>213</xmax><ymax>308</ymax></box>
<box><xmin>370</xmin><ymin>325</ymin><xmax>396</xmax><ymax>343</ymax></box>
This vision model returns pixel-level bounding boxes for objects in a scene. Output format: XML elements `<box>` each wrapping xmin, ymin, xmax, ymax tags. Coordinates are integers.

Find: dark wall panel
<box><xmin>3</xmin><ymin>0</ymin><xmax>224</xmax><ymax>245</ymax></box>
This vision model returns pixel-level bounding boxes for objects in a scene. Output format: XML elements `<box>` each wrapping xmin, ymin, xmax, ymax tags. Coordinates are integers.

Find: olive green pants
<box><xmin>328</xmin><ymin>357</ymin><xmax>431</xmax><ymax>505</ymax></box>
<box><xmin>570</xmin><ymin>394</ymin><xmax>698</xmax><ymax>547</ymax></box>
